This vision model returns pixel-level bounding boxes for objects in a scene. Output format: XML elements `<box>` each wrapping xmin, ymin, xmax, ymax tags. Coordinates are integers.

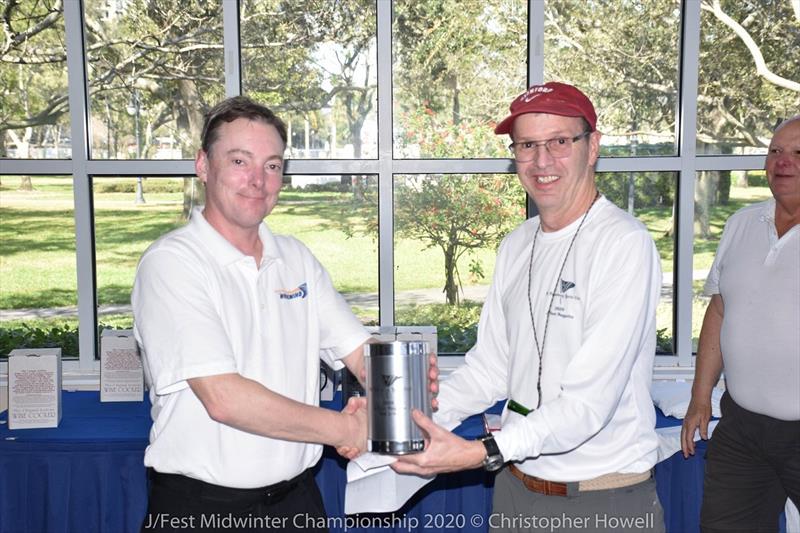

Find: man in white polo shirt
<box><xmin>132</xmin><ymin>96</ymin><xmax>371</xmax><ymax>532</ymax></box>
<box><xmin>681</xmin><ymin>115</ymin><xmax>799</xmax><ymax>532</ymax></box>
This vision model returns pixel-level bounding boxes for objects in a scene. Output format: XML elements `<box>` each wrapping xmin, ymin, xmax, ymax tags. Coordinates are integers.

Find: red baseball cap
<box><xmin>494</xmin><ymin>82</ymin><xmax>597</xmax><ymax>135</ymax></box>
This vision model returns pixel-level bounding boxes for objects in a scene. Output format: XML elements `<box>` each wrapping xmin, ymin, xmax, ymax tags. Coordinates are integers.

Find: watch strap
<box><xmin>480</xmin><ymin>433</ymin><xmax>504</xmax><ymax>471</ymax></box>
<box><xmin>481</xmin><ymin>433</ymin><xmax>500</xmax><ymax>456</ymax></box>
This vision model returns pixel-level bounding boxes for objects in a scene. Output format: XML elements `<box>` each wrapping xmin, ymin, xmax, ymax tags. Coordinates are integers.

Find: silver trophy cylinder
<box><xmin>365</xmin><ymin>341</ymin><xmax>431</xmax><ymax>455</ymax></box>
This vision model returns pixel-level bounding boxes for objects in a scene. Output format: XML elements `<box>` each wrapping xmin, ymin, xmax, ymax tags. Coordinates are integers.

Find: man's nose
<box><xmin>249</xmin><ymin>167</ymin><xmax>266</xmax><ymax>186</ymax></box>
<box><xmin>532</xmin><ymin>144</ymin><xmax>554</xmax><ymax>167</ymax></box>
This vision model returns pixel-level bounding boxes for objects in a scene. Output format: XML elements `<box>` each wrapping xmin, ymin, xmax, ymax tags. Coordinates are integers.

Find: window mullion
<box><xmin>674</xmin><ymin>0</ymin><xmax>702</xmax><ymax>366</ymax></box>
<box><xmin>377</xmin><ymin>0</ymin><xmax>394</xmax><ymax>327</ymax></box>
<box><xmin>223</xmin><ymin>0</ymin><xmax>242</xmax><ymax>97</ymax></box>
<box><xmin>64</xmin><ymin>0</ymin><xmax>98</xmax><ymax>370</ymax></box>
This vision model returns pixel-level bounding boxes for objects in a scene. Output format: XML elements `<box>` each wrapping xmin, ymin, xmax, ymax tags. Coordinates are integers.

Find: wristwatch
<box><xmin>479</xmin><ymin>434</ymin><xmax>504</xmax><ymax>471</ymax></box>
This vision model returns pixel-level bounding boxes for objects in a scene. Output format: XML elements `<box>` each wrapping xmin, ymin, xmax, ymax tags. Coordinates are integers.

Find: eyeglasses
<box><xmin>508</xmin><ymin>131</ymin><xmax>592</xmax><ymax>162</ymax></box>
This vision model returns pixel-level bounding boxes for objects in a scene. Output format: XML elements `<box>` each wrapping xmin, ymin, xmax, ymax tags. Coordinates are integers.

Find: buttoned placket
<box><xmin>255</xmin><ymin>258</ymin><xmax>274</xmax><ymax>316</ymax></box>
<box><xmin>761</xmin><ymin>212</ymin><xmax>799</xmax><ymax>266</ymax></box>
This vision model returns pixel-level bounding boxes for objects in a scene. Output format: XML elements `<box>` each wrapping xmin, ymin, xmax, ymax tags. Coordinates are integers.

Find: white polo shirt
<box><xmin>132</xmin><ymin>208</ymin><xmax>369</xmax><ymax>488</ymax></box>
<box><xmin>704</xmin><ymin>199</ymin><xmax>800</xmax><ymax>421</ymax></box>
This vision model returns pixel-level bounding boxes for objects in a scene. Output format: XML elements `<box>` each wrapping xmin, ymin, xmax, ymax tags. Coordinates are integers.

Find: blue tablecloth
<box><xmin>0</xmin><ymin>393</ymin><xmax>151</xmax><ymax>533</ymax></box>
<box><xmin>0</xmin><ymin>392</ymin><xmax>494</xmax><ymax>533</ymax></box>
<box><xmin>0</xmin><ymin>391</ymin><xmax>766</xmax><ymax>533</ymax></box>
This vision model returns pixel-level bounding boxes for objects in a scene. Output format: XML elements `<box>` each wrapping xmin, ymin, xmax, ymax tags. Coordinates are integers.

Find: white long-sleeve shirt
<box><xmin>435</xmin><ymin>197</ymin><xmax>661</xmax><ymax>481</ymax></box>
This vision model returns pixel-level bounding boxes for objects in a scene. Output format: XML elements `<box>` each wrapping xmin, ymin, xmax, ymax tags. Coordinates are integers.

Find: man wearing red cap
<box><xmin>394</xmin><ymin>82</ymin><xmax>664</xmax><ymax>531</ymax></box>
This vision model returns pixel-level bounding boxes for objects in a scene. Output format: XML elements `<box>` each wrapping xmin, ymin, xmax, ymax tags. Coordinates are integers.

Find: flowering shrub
<box><xmin>396</xmin><ymin>107</ymin><xmax>508</xmax><ymax>159</ymax></box>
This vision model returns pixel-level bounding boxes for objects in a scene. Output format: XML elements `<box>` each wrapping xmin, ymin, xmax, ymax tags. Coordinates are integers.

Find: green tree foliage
<box><xmin>396</xmin><ymin>302</ymin><xmax>483</xmax><ymax>353</ymax></box>
<box><xmin>0</xmin><ymin>0</ymin><xmax>70</xmax><ymax>159</ymax></box>
<box><xmin>85</xmin><ymin>0</ymin><xmax>225</xmax><ymax>212</ymax></box>
<box><xmin>339</xmin><ymin>96</ymin><xmax>527</xmax><ymax>305</ymax></box>
<box><xmin>696</xmin><ymin>0</ymin><xmax>798</xmax><ymax>234</ymax></box>
<box><xmin>543</xmin><ymin>0</ymin><xmax>798</xmax><ymax>237</ymax></box>
<box><xmin>544</xmin><ymin>0</ymin><xmax>799</xmax><ymax>150</ymax></box>
<box><xmin>596</xmin><ymin>172</ymin><xmax>674</xmax><ymax>211</ymax></box>
<box><xmin>545</xmin><ymin>0</ymin><xmax>680</xmax><ymax>152</ymax></box>
<box><xmin>241</xmin><ymin>0</ymin><xmax>377</xmax><ymax>164</ymax></box>
<box><xmin>0</xmin><ymin>323</ymin><xmax>79</xmax><ymax>357</ymax></box>
<box><xmin>388</xmin><ymin>1</ymin><xmax>527</xmax><ymax>305</ymax></box>
<box><xmin>4</xmin><ymin>1</ymin><xmax>796</xmax><ymax>163</ymax></box>
<box><xmin>697</xmin><ymin>0</ymin><xmax>800</xmax><ymax>147</ymax></box>
<box><xmin>337</xmin><ymin>168</ymin><xmax>524</xmax><ymax>306</ymax></box>
<box><xmin>395</xmin><ymin>174</ymin><xmax>524</xmax><ymax>305</ymax></box>
<box><xmin>393</xmin><ymin>0</ymin><xmax>526</xmax><ymax>156</ymax></box>
<box><xmin>2</xmin><ymin>0</ymin><xmax>379</xmax><ymax>210</ymax></box>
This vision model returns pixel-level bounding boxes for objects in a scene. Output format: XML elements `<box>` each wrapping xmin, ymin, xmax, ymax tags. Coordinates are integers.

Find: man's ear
<box><xmin>588</xmin><ymin>130</ymin><xmax>602</xmax><ymax>166</ymax></box>
<box><xmin>195</xmin><ymin>149</ymin><xmax>209</xmax><ymax>183</ymax></box>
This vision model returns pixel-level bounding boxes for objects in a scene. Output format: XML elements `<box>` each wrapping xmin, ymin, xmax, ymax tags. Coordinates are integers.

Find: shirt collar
<box><xmin>257</xmin><ymin>220</ymin><xmax>282</xmax><ymax>265</ymax></box>
<box><xmin>189</xmin><ymin>206</ymin><xmax>282</xmax><ymax>268</ymax></box>
<box><xmin>758</xmin><ymin>197</ymin><xmax>777</xmax><ymax>224</ymax></box>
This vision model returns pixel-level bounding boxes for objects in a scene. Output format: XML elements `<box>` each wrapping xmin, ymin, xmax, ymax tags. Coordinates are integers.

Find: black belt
<box><xmin>148</xmin><ymin>468</ymin><xmax>311</xmax><ymax>505</ymax></box>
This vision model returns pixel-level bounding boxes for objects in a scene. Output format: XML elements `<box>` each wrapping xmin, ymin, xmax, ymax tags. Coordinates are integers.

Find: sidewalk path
<box><xmin>0</xmin><ymin>271</ymin><xmax>709</xmax><ymax>322</ymax></box>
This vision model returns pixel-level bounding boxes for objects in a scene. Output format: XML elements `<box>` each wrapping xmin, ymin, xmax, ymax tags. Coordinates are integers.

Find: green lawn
<box><xmin>0</xmin><ymin>175</ymin><xmax>773</xmax><ymax>355</ymax></box>
<box><xmin>634</xmin><ymin>184</ymin><xmax>772</xmax><ymax>275</ymax></box>
<box><xmin>0</xmin><ymin>176</ymin><xmax>500</xmax><ymax>309</ymax></box>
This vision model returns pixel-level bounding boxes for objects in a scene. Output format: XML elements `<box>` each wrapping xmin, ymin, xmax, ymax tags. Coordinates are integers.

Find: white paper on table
<box><xmin>345</xmin><ymin>420</ymin><xmax>459</xmax><ymax>515</ymax></box>
<box><xmin>345</xmin><ymin>457</ymin><xmax>434</xmax><ymax>514</ymax></box>
<box><xmin>655</xmin><ymin>420</ymin><xmax>719</xmax><ymax>463</ymax></box>
<box><xmin>650</xmin><ymin>381</ymin><xmax>722</xmax><ymax>419</ymax></box>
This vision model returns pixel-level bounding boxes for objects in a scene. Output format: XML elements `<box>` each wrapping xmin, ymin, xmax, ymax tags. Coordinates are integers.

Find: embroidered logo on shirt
<box><xmin>277</xmin><ymin>282</ymin><xmax>308</xmax><ymax>300</ymax></box>
<box><xmin>559</xmin><ymin>279</ymin><xmax>576</xmax><ymax>293</ymax></box>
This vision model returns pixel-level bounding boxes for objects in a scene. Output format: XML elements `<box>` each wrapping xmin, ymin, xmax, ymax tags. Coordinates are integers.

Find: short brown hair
<box><xmin>200</xmin><ymin>96</ymin><xmax>288</xmax><ymax>156</ymax></box>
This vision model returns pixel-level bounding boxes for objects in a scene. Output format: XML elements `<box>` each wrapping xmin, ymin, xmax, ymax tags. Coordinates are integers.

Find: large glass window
<box><xmin>275</xmin><ymin>175</ymin><xmax>379</xmax><ymax>323</ymax></box>
<box><xmin>84</xmin><ymin>1</ymin><xmax>225</xmax><ymax>159</ymax></box>
<box><xmin>0</xmin><ymin>176</ymin><xmax>78</xmax><ymax>357</ymax></box>
<box><xmin>596</xmin><ymin>172</ymin><xmax>677</xmax><ymax>354</ymax></box>
<box><xmin>1</xmin><ymin>2</ymin><xmax>70</xmax><ymax>159</ymax></box>
<box><xmin>697</xmin><ymin>0</ymin><xmax>800</xmax><ymax>155</ymax></box>
<box><xmin>92</xmin><ymin>174</ymin><xmax>379</xmax><ymax>348</ymax></box>
<box><xmin>691</xmin><ymin>169</ymin><xmax>773</xmax><ymax>349</ymax></box>
<box><xmin>544</xmin><ymin>0</ymin><xmax>680</xmax><ymax>157</ymax></box>
<box><xmin>393</xmin><ymin>174</ymin><xmax>526</xmax><ymax>353</ymax></box>
<box><xmin>393</xmin><ymin>0</ymin><xmax>527</xmax><ymax>159</ymax></box>
<box><xmin>240</xmin><ymin>0</ymin><xmax>378</xmax><ymax>159</ymax></box>
<box><xmin>2</xmin><ymin>2</ymin><xmax>795</xmax><ymax>371</ymax></box>
<box><xmin>93</xmin><ymin>177</ymin><xmax>194</xmax><ymax>342</ymax></box>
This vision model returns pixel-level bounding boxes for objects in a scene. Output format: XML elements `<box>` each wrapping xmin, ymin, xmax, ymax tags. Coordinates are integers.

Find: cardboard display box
<box><xmin>100</xmin><ymin>329</ymin><xmax>144</xmax><ymax>402</ymax></box>
<box><xmin>8</xmin><ymin>348</ymin><xmax>62</xmax><ymax>429</ymax></box>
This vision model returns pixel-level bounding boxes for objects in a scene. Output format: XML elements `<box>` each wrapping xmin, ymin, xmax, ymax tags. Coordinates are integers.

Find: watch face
<box><xmin>484</xmin><ymin>455</ymin><xmax>504</xmax><ymax>472</ymax></box>
<box><xmin>481</xmin><ymin>434</ymin><xmax>503</xmax><ymax>471</ymax></box>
